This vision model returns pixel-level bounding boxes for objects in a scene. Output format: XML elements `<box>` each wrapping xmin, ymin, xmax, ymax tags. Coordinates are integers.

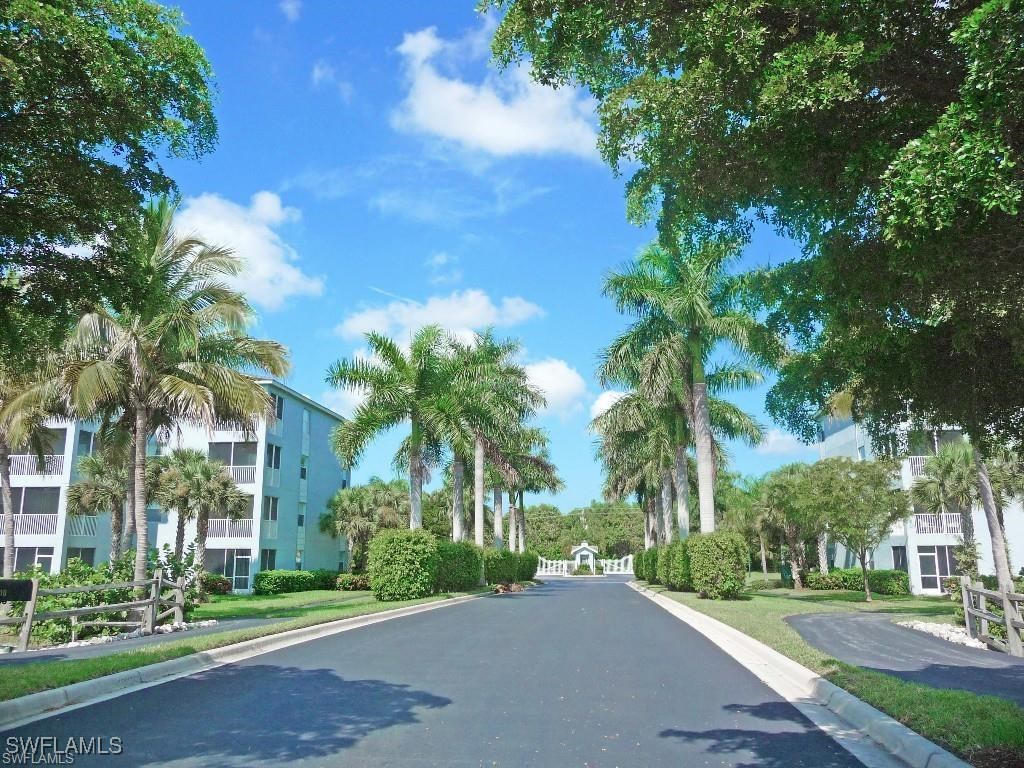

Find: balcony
<box><xmin>207</xmin><ymin>518</ymin><xmax>254</xmax><ymax>538</ymax></box>
<box><xmin>66</xmin><ymin>515</ymin><xmax>98</xmax><ymax>536</ymax></box>
<box><xmin>914</xmin><ymin>513</ymin><xmax>963</xmax><ymax>535</ymax></box>
<box><xmin>0</xmin><ymin>514</ymin><xmax>59</xmax><ymax>535</ymax></box>
<box><xmin>9</xmin><ymin>455</ymin><xmax>64</xmax><ymax>476</ymax></box>
<box><xmin>228</xmin><ymin>465</ymin><xmax>257</xmax><ymax>484</ymax></box>
<box><xmin>908</xmin><ymin>456</ymin><xmax>928</xmax><ymax>477</ymax></box>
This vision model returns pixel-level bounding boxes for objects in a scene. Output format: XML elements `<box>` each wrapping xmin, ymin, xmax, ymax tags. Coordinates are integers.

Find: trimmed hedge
<box><xmin>805</xmin><ymin>567</ymin><xmax>911</xmax><ymax>596</ymax></box>
<box><xmin>483</xmin><ymin>549</ymin><xmax>518</xmax><ymax>584</ymax></box>
<box><xmin>656</xmin><ymin>544</ymin><xmax>672</xmax><ymax>586</ymax></box>
<box><xmin>517</xmin><ymin>551</ymin><xmax>539</xmax><ymax>581</ymax></box>
<box><xmin>646</xmin><ymin>548</ymin><xmax>661</xmax><ymax>584</ymax></box>
<box><xmin>200</xmin><ymin>573</ymin><xmax>232</xmax><ymax>595</ymax></box>
<box><xmin>368</xmin><ymin>529</ymin><xmax>440</xmax><ymax>601</ymax></box>
<box><xmin>633</xmin><ymin>549</ymin><xmax>646</xmax><ymax>580</ymax></box>
<box><xmin>437</xmin><ymin>541</ymin><xmax>484</xmax><ymax>592</ymax></box>
<box><xmin>665</xmin><ymin>540</ymin><xmax>691</xmax><ymax>591</ymax></box>
<box><xmin>336</xmin><ymin>573</ymin><xmax>370</xmax><ymax>591</ymax></box>
<box><xmin>253</xmin><ymin>569</ymin><xmax>316</xmax><ymax>595</ymax></box>
<box><xmin>688</xmin><ymin>531</ymin><xmax>747</xmax><ymax>599</ymax></box>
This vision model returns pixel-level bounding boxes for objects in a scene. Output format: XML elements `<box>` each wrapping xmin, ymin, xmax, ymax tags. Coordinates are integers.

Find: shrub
<box><xmin>517</xmin><ymin>551</ymin><xmax>539</xmax><ymax>581</ymax></box>
<box><xmin>868</xmin><ymin>569</ymin><xmax>910</xmax><ymax>596</ymax></box>
<box><xmin>633</xmin><ymin>550</ymin><xmax>646</xmax><ymax>580</ymax></box>
<box><xmin>336</xmin><ymin>573</ymin><xmax>370</xmax><ymax>591</ymax></box>
<box><xmin>252</xmin><ymin>569</ymin><xmax>317</xmax><ymax>595</ymax></box>
<box><xmin>367</xmin><ymin>529</ymin><xmax>440</xmax><ymax>601</ymax></box>
<box><xmin>201</xmin><ymin>573</ymin><xmax>232</xmax><ymax>595</ymax></box>
<box><xmin>687</xmin><ymin>531</ymin><xmax>747</xmax><ymax>599</ymax></box>
<box><xmin>310</xmin><ymin>569</ymin><xmax>339</xmax><ymax>591</ymax></box>
<box><xmin>483</xmin><ymin>549</ymin><xmax>518</xmax><ymax>584</ymax></box>
<box><xmin>656</xmin><ymin>545</ymin><xmax>672</xmax><ymax>586</ymax></box>
<box><xmin>646</xmin><ymin>548</ymin><xmax>661</xmax><ymax>584</ymax></box>
<box><xmin>572</xmin><ymin>563</ymin><xmax>593</xmax><ymax>575</ymax></box>
<box><xmin>436</xmin><ymin>541</ymin><xmax>483</xmax><ymax>592</ymax></box>
<box><xmin>805</xmin><ymin>567</ymin><xmax>911</xmax><ymax>596</ymax></box>
<box><xmin>665</xmin><ymin>540</ymin><xmax>691</xmax><ymax>591</ymax></box>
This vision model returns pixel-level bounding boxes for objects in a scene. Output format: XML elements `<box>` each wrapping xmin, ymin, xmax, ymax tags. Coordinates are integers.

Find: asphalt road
<box><xmin>4</xmin><ymin>578</ymin><xmax>864</xmax><ymax>767</ymax></box>
<box><xmin>788</xmin><ymin>611</ymin><xmax>1024</xmax><ymax>707</ymax></box>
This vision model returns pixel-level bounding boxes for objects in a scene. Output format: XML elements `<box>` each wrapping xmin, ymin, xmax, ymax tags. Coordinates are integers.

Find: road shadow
<box><xmin>659</xmin><ymin>701</ymin><xmax>855</xmax><ymax>768</ymax></box>
<box><xmin>15</xmin><ymin>663</ymin><xmax>451</xmax><ymax>767</ymax></box>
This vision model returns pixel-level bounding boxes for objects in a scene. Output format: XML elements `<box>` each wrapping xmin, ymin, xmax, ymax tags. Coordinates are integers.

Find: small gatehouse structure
<box><xmin>536</xmin><ymin>543</ymin><xmax>633</xmax><ymax>576</ymax></box>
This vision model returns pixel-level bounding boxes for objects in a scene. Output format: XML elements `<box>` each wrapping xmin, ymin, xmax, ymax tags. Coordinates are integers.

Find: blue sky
<box><xmin>163</xmin><ymin>0</ymin><xmax>819</xmax><ymax>509</ymax></box>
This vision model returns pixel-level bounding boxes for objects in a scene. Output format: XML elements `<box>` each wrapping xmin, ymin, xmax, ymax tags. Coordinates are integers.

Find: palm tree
<box><xmin>603</xmin><ymin>236</ymin><xmax>777</xmax><ymax>533</ymax></box>
<box><xmin>67</xmin><ymin>452</ymin><xmax>129</xmax><ymax>562</ymax></box>
<box><xmin>54</xmin><ymin>198</ymin><xmax>288</xmax><ymax>581</ymax></box>
<box><xmin>912</xmin><ymin>441</ymin><xmax>979</xmax><ymax>572</ymax></box>
<box><xmin>151</xmin><ymin>448</ymin><xmax>209</xmax><ymax>560</ymax></box>
<box><xmin>503</xmin><ymin>427</ymin><xmax>561</xmax><ymax>552</ymax></box>
<box><xmin>328</xmin><ymin>326</ymin><xmax>469</xmax><ymax>530</ymax></box>
<box><xmin>191</xmin><ymin>458</ymin><xmax>249</xmax><ymax>591</ymax></box>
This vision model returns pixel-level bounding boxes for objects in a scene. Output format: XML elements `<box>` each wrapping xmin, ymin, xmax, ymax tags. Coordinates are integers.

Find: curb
<box><xmin>0</xmin><ymin>592</ymin><xmax>484</xmax><ymax>731</ymax></box>
<box><xmin>628</xmin><ymin>583</ymin><xmax>969</xmax><ymax>768</ymax></box>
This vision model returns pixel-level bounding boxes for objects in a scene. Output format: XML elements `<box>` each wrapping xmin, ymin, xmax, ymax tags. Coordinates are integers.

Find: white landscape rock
<box><xmin>27</xmin><ymin>619</ymin><xmax>220</xmax><ymax>652</ymax></box>
<box><xmin>897</xmin><ymin>619</ymin><xmax>988</xmax><ymax>650</ymax></box>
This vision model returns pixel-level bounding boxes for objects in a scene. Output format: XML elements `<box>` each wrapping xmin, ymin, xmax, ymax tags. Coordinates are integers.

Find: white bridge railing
<box><xmin>600</xmin><ymin>555</ymin><xmax>633</xmax><ymax>574</ymax></box>
<box><xmin>536</xmin><ymin>554</ymin><xmax>634</xmax><ymax>576</ymax></box>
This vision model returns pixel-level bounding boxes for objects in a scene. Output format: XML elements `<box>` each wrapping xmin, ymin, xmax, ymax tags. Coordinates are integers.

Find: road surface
<box><xmin>4</xmin><ymin>577</ymin><xmax>864</xmax><ymax>767</ymax></box>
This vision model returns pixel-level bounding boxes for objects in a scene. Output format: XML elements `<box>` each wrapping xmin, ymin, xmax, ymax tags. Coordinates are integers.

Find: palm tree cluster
<box><xmin>326</xmin><ymin>327</ymin><xmax>561</xmax><ymax>550</ymax></box>
<box><xmin>0</xmin><ymin>198</ymin><xmax>289</xmax><ymax>583</ymax></box>
<box><xmin>593</xmin><ymin>236</ymin><xmax>772</xmax><ymax>548</ymax></box>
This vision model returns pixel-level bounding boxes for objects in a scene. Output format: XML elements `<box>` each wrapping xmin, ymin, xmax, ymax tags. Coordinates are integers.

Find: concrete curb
<box><xmin>0</xmin><ymin>592</ymin><xmax>484</xmax><ymax>731</ymax></box>
<box><xmin>628</xmin><ymin>583</ymin><xmax>969</xmax><ymax>768</ymax></box>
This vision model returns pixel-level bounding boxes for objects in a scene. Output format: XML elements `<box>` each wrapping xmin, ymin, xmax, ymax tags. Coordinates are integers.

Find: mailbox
<box><xmin>0</xmin><ymin>579</ymin><xmax>34</xmax><ymax>602</ymax></box>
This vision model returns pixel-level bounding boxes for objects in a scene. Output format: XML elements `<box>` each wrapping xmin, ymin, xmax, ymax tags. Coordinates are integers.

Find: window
<box><xmin>917</xmin><ymin>545</ymin><xmax>959</xmax><ymax>590</ymax></box>
<box><xmin>299</xmin><ymin>465</ymin><xmax>307</xmax><ymax>480</ymax></box>
<box><xmin>266</xmin><ymin>444</ymin><xmax>281</xmax><ymax>469</ymax></box>
<box><xmin>208</xmin><ymin>441</ymin><xmax>257</xmax><ymax>466</ymax></box>
<box><xmin>207</xmin><ymin>548</ymin><xmax>252</xmax><ymax>590</ymax></box>
<box><xmin>260</xmin><ymin>548</ymin><xmax>276</xmax><ymax>571</ymax></box>
<box><xmin>11</xmin><ymin>487</ymin><xmax>60</xmax><ymax>515</ymax></box>
<box><xmin>892</xmin><ymin>546</ymin><xmax>908</xmax><ymax>573</ymax></box>
<box><xmin>297</xmin><ymin>502</ymin><xmax>306</xmax><ymax>528</ymax></box>
<box><xmin>77</xmin><ymin>430</ymin><xmax>95</xmax><ymax>457</ymax></box>
<box><xmin>15</xmin><ymin>547</ymin><xmax>54</xmax><ymax>573</ymax></box>
<box><xmin>271</xmin><ymin>393</ymin><xmax>285</xmax><ymax>420</ymax></box>
<box><xmin>857</xmin><ymin>445</ymin><xmax>867</xmax><ymax>461</ymax></box>
<box><xmin>262</xmin><ymin>496</ymin><xmax>279</xmax><ymax>521</ymax></box>
<box><xmin>66</xmin><ymin>547</ymin><xmax>95</xmax><ymax>567</ymax></box>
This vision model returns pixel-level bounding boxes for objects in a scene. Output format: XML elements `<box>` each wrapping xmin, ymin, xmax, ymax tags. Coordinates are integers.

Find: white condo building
<box><xmin>817</xmin><ymin>415</ymin><xmax>1024</xmax><ymax>594</ymax></box>
<box><xmin>2</xmin><ymin>380</ymin><xmax>351</xmax><ymax>591</ymax></box>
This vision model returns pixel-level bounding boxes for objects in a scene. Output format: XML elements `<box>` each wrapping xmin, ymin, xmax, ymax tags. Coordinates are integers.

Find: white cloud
<box><xmin>279</xmin><ymin>0</ymin><xmax>301</xmax><ymax>22</ymax></box>
<box><xmin>756</xmin><ymin>429</ymin><xmax>811</xmax><ymax>456</ymax></box>
<box><xmin>526</xmin><ymin>359</ymin><xmax>587</xmax><ymax>416</ymax></box>
<box><xmin>175</xmin><ymin>192</ymin><xmax>323</xmax><ymax>311</ymax></box>
<box><xmin>335</xmin><ymin>289</ymin><xmax>543</xmax><ymax>342</ymax></box>
<box><xmin>319</xmin><ymin>388</ymin><xmax>365</xmax><ymax>419</ymax></box>
<box><xmin>392</xmin><ymin>26</ymin><xmax>597</xmax><ymax>159</ymax></box>
<box><xmin>590</xmin><ymin>390</ymin><xmax>626</xmax><ymax>420</ymax></box>
<box><xmin>311</xmin><ymin>59</ymin><xmax>354</xmax><ymax>103</ymax></box>
<box><xmin>425</xmin><ymin>251</ymin><xmax>462</xmax><ymax>284</ymax></box>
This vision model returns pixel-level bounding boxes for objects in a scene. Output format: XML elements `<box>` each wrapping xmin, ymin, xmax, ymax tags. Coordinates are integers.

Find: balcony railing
<box><xmin>207</xmin><ymin>518</ymin><xmax>254</xmax><ymax>538</ymax></box>
<box><xmin>914</xmin><ymin>513</ymin><xmax>964</xmax><ymax>535</ymax></box>
<box><xmin>908</xmin><ymin>456</ymin><xmax>928</xmax><ymax>477</ymax></box>
<box><xmin>9</xmin><ymin>454</ymin><xmax>64</xmax><ymax>476</ymax></box>
<box><xmin>66</xmin><ymin>515</ymin><xmax>98</xmax><ymax>536</ymax></box>
<box><xmin>0</xmin><ymin>514</ymin><xmax>59</xmax><ymax>535</ymax></box>
<box><xmin>228</xmin><ymin>465</ymin><xmax>257</xmax><ymax>484</ymax></box>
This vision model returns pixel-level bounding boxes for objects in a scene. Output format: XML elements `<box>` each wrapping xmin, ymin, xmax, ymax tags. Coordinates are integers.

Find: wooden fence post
<box><xmin>17</xmin><ymin>579</ymin><xmax>39</xmax><ymax>652</ymax></box>
<box><xmin>173</xmin><ymin>577</ymin><xmax>185</xmax><ymax>624</ymax></box>
<box><xmin>1002</xmin><ymin>592</ymin><xmax>1023</xmax><ymax>657</ymax></box>
<box><xmin>960</xmin><ymin>577</ymin><xmax>974</xmax><ymax>639</ymax></box>
<box><xmin>143</xmin><ymin>574</ymin><xmax>161</xmax><ymax>634</ymax></box>
<box><xmin>975</xmin><ymin>580</ymin><xmax>990</xmax><ymax>638</ymax></box>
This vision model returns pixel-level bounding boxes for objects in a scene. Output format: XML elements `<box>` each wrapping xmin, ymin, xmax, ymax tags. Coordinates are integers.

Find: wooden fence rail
<box><xmin>0</xmin><ymin>574</ymin><xmax>186</xmax><ymax>651</ymax></box>
<box><xmin>961</xmin><ymin>577</ymin><xmax>1024</xmax><ymax>657</ymax></box>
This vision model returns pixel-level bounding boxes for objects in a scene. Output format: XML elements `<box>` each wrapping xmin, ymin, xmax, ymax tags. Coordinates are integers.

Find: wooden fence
<box><xmin>961</xmin><ymin>577</ymin><xmax>1024</xmax><ymax>657</ymax></box>
<box><xmin>0</xmin><ymin>574</ymin><xmax>186</xmax><ymax>652</ymax></box>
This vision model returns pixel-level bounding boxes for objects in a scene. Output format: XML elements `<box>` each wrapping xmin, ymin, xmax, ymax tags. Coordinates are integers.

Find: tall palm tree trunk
<box><xmin>692</xmin><ymin>373</ymin><xmax>716</xmax><ymax>533</ymax></box>
<box><xmin>660</xmin><ymin>468</ymin><xmax>673</xmax><ymax>545</ymax></box>
<box><xmin>654</xmin><ymin>486</ymin><xmax>665</xmax><ymax>545</ymax></box>
<box><xmin>109</xmin><ymin>502</ymin><xmax>123</xmax><ymax>563</ymax></box>
<box><xmin>132</xmin><ymin>406</ymin><xmax>150</xmax><ymax>583</ymax></box>
<box><xmin>974</xmin><ymin>451</ymin><xmax>1013</xmax><ymax>592</ymax></box>
<box><xmin>123</xmin><ymin>432</ymin><xmax>136</xmax><ymax>552</ymax></box>
<box><xmin>644</xmin><ymin>494</ymin><xmax>657</xmax><ymax>549</ymax></box>
<box><xmin>408</xmin><ymin>423</ymin><xmax>423</xmax><ymax>530</ymax></box>
<box><xmin>508</xmin><ymin>490</ymin><xmax>518</xmax><ymax>552</ymax></box>
<box><xmin>758</xmin><ymin>533</ymin><xmax>769</xmax><ymax>580</ymax></box>
<box><xmin>451</xmin><ymin>458</ymin><xmax>465</xmax><ymax>541</ymax></box>
<box><xmin>473</xmin><ymin>437</ymin><xmax>484</xmax><ymax>546</ymax></box>
<box><xmin>817</xmin><ymin>534</ymin><xmax>829</xmax><ymax>575</ymax></box>
<box><xmin>0</xmin><ymin>441</ymin><xmax>15</xmax><ymax>578</ymax></box>
<box><xmin>174</xmin><ymin>509</ymin><xmax>186</xmax><ymax>561</ymax></box>
<box><xmin>195</xmin><ymin>512</ymin><xmax>209</xmax><ymax>596</ymax></box>
<box><xmin>517</xmin><ymin>490</ymin><xmax>525</xmax><ymax>552</ymax></box>
<box><xmin>673</xmin><ymin>444</ymin><xmax>690</xmax><ymax>539</ymax></box>
<box><xmin>493</xmin><ymin>487</ymin><xmax>503</xmax><ymax>549</ymax></box>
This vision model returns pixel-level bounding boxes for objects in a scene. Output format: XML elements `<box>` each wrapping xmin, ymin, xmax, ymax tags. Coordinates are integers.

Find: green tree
<box><xmin>187</xmin><ymin>458</ymin><xmax>248</xmax><ymax>591</ymax></box>
<box><xmin>67</xmin><ymin>451</ymin><xmax>129</xmax><ymax>562</ymax></box>
<box><xmin>54</xmin><ymin>198</ymin><xmax>289</xmax><ymax>581</ymax></box>
<box><xmin>321</xmin><ymin>478</ymin><xmax>405</xmax><ymax>573</ymax></box>
<box><xmin>819</xmin><ymin>458</ymin><xmax>909</xmax><ymax>601</ymax></box>
<box><xmin>757</xmin><ymin>464</ymin><xmax>825</xmax><ymax>589</ymax></box>
<box><xmin>602</xmin><ymin>239</ymin><xmax>772</xmax><ymax>532</ymax></box>
<box><xmin>0</xmin><ymin>0</ymin><xmax>217</xmax><ymax>311</ymax></box>
<box><xmin>911</xmin><ymin>442</ymin><xmax>979</xmax><ymax>574</ymax></box>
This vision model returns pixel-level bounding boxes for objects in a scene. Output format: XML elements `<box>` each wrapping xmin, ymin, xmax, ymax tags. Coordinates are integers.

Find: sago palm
<box><xmin>55</xmin><ymin>198</ymin><xmax>289</xmax><ymax>581</ymax></box>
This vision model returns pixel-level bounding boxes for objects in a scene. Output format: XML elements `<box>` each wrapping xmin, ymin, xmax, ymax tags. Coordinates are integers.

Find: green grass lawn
<box><xmin>189</xmin><ymin>590</ymin><xmax>376</xmax><ymax>620</ymax></box>
<box><xmin>0</xmin><ymin>589</ymin><xmax>485</xmax><ymax>703</ymax></box>
<box><xmin>646</xmin><ymin>583</ymin><xmax>1024</xmax><ymax>765</ymax></box>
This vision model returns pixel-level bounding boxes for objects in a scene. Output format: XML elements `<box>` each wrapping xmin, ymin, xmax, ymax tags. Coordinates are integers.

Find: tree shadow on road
<box><xmin>39</xmin><ymin>663</ymin><xmax>451</xmax><ymax>767</ymax></box>
<box><xmin>658</xmin><ymin>701</ymin><xmax>858</xmax><ymax>768</ymax></box>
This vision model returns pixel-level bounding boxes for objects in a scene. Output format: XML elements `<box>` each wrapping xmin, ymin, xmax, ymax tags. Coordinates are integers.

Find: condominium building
<box><xmin>1</xmin><ymin>381</ymin><xmax>351</xmax><ymax>591</ymax></box>
<box><xmin>817</xmin><ymin>415</ymin><xmax>1024</xmax><ymax>594</ymax></box>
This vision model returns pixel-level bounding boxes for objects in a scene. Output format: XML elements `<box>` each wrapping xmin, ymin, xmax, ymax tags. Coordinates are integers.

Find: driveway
<box><xmin>787</xmin><ymin>612</ymin><xmax>1024</xmax><ymax>707</ymax></box>
<box><xmin>4</xmin><ymin>578</ymin><xmax>864</xmax><ymax>767</ymax></box>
